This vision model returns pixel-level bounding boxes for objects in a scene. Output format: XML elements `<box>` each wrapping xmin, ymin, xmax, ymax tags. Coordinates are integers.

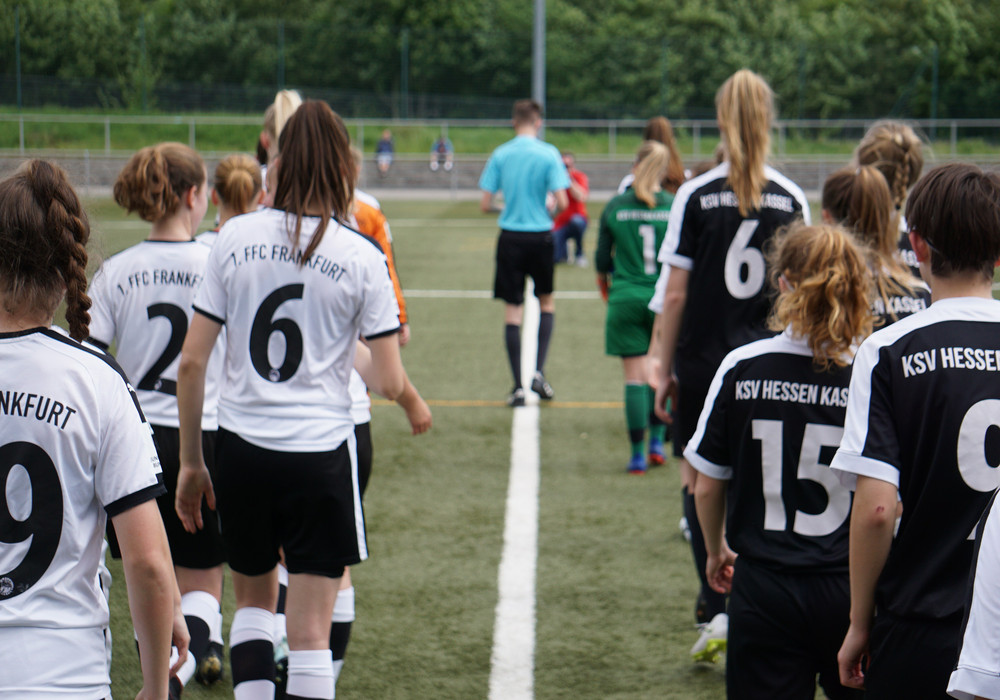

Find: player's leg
<box><xmin>531</xmin><ymin>233</ymin><xmax>557</xmax><ymax>399</ymax></box>
<box><xmin>176</xmin><ymin>566</ymin><xmax>226</xmax><ymax>686</ymax></box>
<box><xmin>494</xmin><ymin>231</ymin><xmax>527</xmax><ymax>405</ymax></box>
<box><xmin>230</xmin><ymin>573</ymin><xmax>280</xmax><ymax>700</ymax></box>
<box><xmin>568</xmin><ymin>214</ymin><xmax>588</xmax><ymax>265</ymax></box>
<box><xmin>504</xmin><ymin>302</ymin><xmax>525</xmax><ymax>405</ymax></box>
<box><xmin>622</xmin><ymin>355</ymin><xmax>649</xmax><ymax>473</ymax></box>
<box><xmin>285</xmin><ymin>573</ymin><xmax>340</xmax><ymax>700</ymax></box>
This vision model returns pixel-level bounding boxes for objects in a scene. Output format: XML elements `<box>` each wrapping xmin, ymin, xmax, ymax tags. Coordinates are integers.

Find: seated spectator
<box><xmin>376</xmin><ymin>129</ymin><xmax>394</xmax><ymax>176</ymax></box>
<box><xmin>430</xmin><ymin>135</ymin><xmax>454</xmax><ymax>171</ymax></box>
<box><xmin>553</xmin><ymin>151</ymin><xmax>589</xmax><ymax>266</ymax></box>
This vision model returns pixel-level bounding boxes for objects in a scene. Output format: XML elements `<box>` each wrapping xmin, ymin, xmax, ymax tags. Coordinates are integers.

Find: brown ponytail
<box><xmin>854</xmin><ymin>120</ymin><xmax>925</xmax><ymax>232</ymax></box>
<box><xmin>0</xmin><ymin>160</ymin><xmax>92</xmax><ymax>340</ymax></box>
<box><xmin>642</xmin><ymin>116</ymin><xmax>686</xmax><ymax>194</ymax></box>
<box><xmin>114</xmin><ymin>142</ymin><xmax>205</xmax><ymax>222</ymax></box>
<box><xmin>767</xmin><ymin>223</ymin><xmax>873</xmax><ymax>369</ymax></box>
<box><xmin>214</xmin><ymin>154</ymin><xmax>262</xmax><ymax>215</ymax></box>
<box><xmin>716</xmin><ymin>69</ymin><xmax>774</xmax><ymax>217</ymax></box>
<box><xmin>632</xmin><ymin>141</ymin><xmax>670</xmax><ymax>208</ymax></box>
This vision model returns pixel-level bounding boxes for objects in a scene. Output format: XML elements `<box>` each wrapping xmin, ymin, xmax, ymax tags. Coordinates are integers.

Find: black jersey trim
<box><xmin>105</xmin><ymin>478</ymin><xmax>167</xmax><ymax>518</ymax></box>
<box><xmin>344</xmin><ymin>226</ymin><xmax>385</xmax><ymax>254</ymax></box>
<box><xmin>365</xmin><ymin>326</ymin><xmax>401</xmax><ymax>341</ymax></box>
<box><xmin>193</xmin><ymin>306</ymin><xmax>226</xmax><ymax>326</ymax></box>
<box><xmin>0</xmin><ymin>325</ymin><xmax>51</xmax><ymax>340</ymax></box>
<box><xmin>87</xmin><ymin>336</ymin><xmax>110</xmax><ymax>351</ymax></box>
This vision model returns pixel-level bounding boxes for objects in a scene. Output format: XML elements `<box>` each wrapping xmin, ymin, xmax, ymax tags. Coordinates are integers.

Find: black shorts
<box><xmin>355</xmin><ymin>421</ymin><xmax>372</xmax><ymax>496</ymax></box>
<box><xmin>214</xmin><ymin>428</ymin><xmax>365</xmax><ymax>579</ymax></box>
<box><xmin>864</xmin><ymin>612</ymin><xmax>962</xmax><ymax>699</ymax></box>
<box><xmin>727</xmin><ymin>558</ymin><xmax>861</xmax><ymax>700</ymax></box>
<box><xmin>494</xmin><ymin>230</ymin><xmax>555</xmax><ymax>305</ymax></box>
<box><xmin>151</xmin><ymin>425</ymin><xmax>226</xmax><ymax>569</ymax></box>
<box><xmin>674</xmin><ymin>373</ymin><xmax>713</xmax><ymax>458</ymax></box>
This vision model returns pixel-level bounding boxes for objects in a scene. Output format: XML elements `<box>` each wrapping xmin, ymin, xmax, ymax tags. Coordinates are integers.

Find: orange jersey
<box><xmin>353</xmin><ymin>199</ymin><xmax>407</xmax><ymax>324</ymax></box>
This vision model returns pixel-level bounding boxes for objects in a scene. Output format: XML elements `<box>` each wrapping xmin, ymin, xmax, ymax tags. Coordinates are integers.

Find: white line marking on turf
<box><xmin>489</xmin><ymin>284</ymin><xmax>540</xmax><ymax>700</ymax></box>
<box><xmin>403</xmin><ymin>289</ymin><xmax>599</xmax><ymax>300</ymax></box>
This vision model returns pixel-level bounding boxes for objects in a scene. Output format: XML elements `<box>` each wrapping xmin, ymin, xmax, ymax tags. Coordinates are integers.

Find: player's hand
<box><xmin>653</xmin><ymin>374</ymin><xmax>677</xmax><ymax>423</ymax></box>
<box><xmin>405</xmin><ymin>395</ymin><xmax>433</xmax><ymax>435</ymax></box>
<box><xmin>646</xmin><ymin>355</ymin><xmax>662</xmax><ymax>391</ymax></box>
<box><xmin>169</xmin><ymin>595</ymin><xmax>190</xmax><ymax>676</ymax></box>
<box><xmin>175</xmin><ymin>460</ymin><xmax>215</xmax><ymax>534</ymax></box>
<box><xmin>398</xmin><ymin>323</ymin><xmax>411</xmax><ymax>347</ymax></box>
<box><xmin>838</xmin><ymin>622</ymin><xmax>871</xmax><ymax>689</ymax></box>
<box><xmin>705</xmin><ymin>544</ymin><xmax>736</xmax><ymax>594</ymax></box>
<box><xmin>596</xmin><ymin>275</ymin><xmax>610</xmax><ymax>302</ymax></box>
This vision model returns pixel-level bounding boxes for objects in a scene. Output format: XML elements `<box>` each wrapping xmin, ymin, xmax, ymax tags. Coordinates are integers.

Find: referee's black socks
<box><xmin>536</xmin><ymin>312</ymin><xmax>554</xmax><ymax>374</ymax></box>
<box><xmin>505</xmin><ymin>324</ymin><xmax>522</xmax><ymax>388</ymax></box>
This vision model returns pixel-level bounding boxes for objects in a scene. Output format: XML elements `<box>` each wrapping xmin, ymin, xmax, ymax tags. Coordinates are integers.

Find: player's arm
<box><xmin>694</xmin><ymin>474</ymin><xmax>735</xmax><ymax>593</ymax></box>
<box><xmin>175</xmin><ymin>312</ymin><xmax>222</xmax><ymax>533</ymax></box>
<box><xmin>113</xmin><ymin>499</ymin><xmax>189</xmax><ymax>698</ymax></box>
<box><xmin>838</xmin><ymin>474</ymin><xmax>898</xmax><ymax>689</ymax></box>
<box><xmin>654</xmin><ymin>265</ymin><xmax>689</xmax><ymax>420</ymax></box>
<box><xmin>552</xmin><ymin>188</ymin><xmax>569</xmax><ymax>213</ymax></box>
<box><xmin>396</xmin><ymin>371</ymin><xmax>432</xmax><ymax>435</ymax></box>
<box><xmin>355</xmin><ymin>336</ymin><xmax>404</xmax><ymax>401</ymax></box>
<box><xmin>480</xmin><ymin>190</ymin><xmax>495</xmax><ymax>214</ymax></box>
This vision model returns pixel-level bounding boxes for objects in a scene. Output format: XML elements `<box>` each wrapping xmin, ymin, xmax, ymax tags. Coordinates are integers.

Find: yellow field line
<box><xmin>371</xmin><ymin>398</ymin><xmax>623</xmax><ymax>409</ymax></box>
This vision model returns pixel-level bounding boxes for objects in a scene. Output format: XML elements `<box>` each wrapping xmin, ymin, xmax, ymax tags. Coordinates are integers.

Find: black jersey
<box><xmin>871</xmin><ymin>268</ymin><xmax>930</xmax><ymax>329</ymax></box>
<box><xmin>660</xmin><ymin>162</ymin><xmax>810</xmax><ymax>383</ymax></box>
<box><xmin>685</xmin><ymin>330</ymin><xmax>853</xmax><ymax>572</ymax></box>
<box><xmin>832</xmin><ymin>297</ymin><xmax>1000</xmax><ymax>620</ymax></box>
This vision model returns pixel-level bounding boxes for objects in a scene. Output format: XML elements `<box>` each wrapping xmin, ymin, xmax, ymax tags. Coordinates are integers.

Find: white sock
<box><xmin>231</xmin><ymin>607</ymin><xmax>276</xmax><ymax>700</ymax></box>
<box><xmin>287</xmin><ymin>649</ymin><xmax>334</xmax><ymax>699</ymax></box>
<box><xmin>331</xmin><ymin>586</ymin><xmax>355</xmax><ymax>623</ymax></box>
<box><xmin>169</xmin><ymin>646</ymin><xmax>196</xmax><ymax>686</ymax></box>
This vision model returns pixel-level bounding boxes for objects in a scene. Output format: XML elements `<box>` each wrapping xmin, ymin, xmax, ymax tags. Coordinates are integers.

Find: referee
<box><xmin>480</xmin><ymin>99</ymin><xmax>570</xmax><ymax>406</ymax></box>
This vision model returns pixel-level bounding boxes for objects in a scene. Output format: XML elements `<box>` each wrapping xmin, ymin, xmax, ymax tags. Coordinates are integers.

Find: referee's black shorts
<box><xmin>726</xmin><ymin>557</ymin><xmax>861</xmax><ymax>700</ymax></box>
<box><xmin>213</xmin><ymin>428</ymin><xmax>365</xmax><ymax>579</ymax></box>
<box><xmin>494</xmin><ymin>229</ymin><xmax>555</xmax><ymax>305</ymax></box>
<box><xmin>864</xmin><ymin>611</ymin><xmax>962</xmax><ymax>699</ymax></box>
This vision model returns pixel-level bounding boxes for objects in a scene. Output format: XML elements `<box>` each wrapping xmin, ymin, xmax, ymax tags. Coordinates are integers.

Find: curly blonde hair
<box><xmin>767</xmin><ymin>223</ymin><xmax>873</xmax><ymax>369</ymax></box>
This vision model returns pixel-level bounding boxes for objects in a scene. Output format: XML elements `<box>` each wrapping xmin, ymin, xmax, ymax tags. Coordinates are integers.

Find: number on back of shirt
<box><xmin>638</xmin><ymin>224</ymin><xmax>657</xmax><ymax>275</ymax></box>
<box><xmin>724</xmin><ymin>220</ymin><xmax>765</xmax><ymax>300</ymax></box>
<box><xmin>250</xmin><ymin>284</ymin><xmax>304</xmax><ymax>383</ymax></box>
<box><xmin>957</xmin><ymin>399</ymin><xmax>1000</xmax><ymax>538</ymax></box>
<box><xmin>753</xmin><ymin>420</ymin><xmax>850</xmax><ymax>537</ymax></box>
<box><xmin>138</xmin><ymin>303</ymin><xmax>188</xmax><ymax>396</ymax></box>
<box><xmin>0</xmin><ymin>442</ymin><xmax>63</xmax><ymax>600</ymax></box>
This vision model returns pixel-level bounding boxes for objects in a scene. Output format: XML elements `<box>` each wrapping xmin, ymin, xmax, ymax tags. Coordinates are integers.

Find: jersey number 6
<box><xmin>724</xmin><ymin>220</ymin><xmax>765</xmax><ymax>300</ymax></box>
<box><xmin>250</xmin><ymin>284</ymin><xmax>305</xmax><ymax>383</ymax></box>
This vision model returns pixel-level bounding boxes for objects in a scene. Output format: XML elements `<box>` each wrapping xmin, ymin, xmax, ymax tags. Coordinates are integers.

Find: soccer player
<box><xmin>479</xmin><ymin>99</ymin><xmax>571</xmax><ymax>406</ymax></box>
<box><xmin>595</xmin><ymin>140</ymin><xmax>673</xmax><ymax>474</ymax></box>
<box><xmin>617</xmin><ymin>116</ymin><xmax>687</xmax><ymax>196</ymax></box>
<box><xmin>852</xmin><ymin>120</ymin><xmax>925</xmax><ymax>277</ymax></box>
<box><xmin>0</xmin><ymin>159</ymin><xmax>186</xmax><ymax>699</ymax></box>
<box><xmin>653</xmin><ymin>69</ymin><xmax>810</xmax><ymax>655</ymax></box>
<box><xmin>689</xmin><ymin>223</ymin><xmax>872</xmax><ymax>697</ymax></box>
<box><xmin>87</xmin><ymin>142</ymin><xmax>228</xmax><ymax>692</ymax></box>
<box><xmin>175</xmin><ymin>100</ymin><xmax>405</xmax><ymax>700</ymax></box>
<box><xmin>198</xmin><ymin>153</ymin><xmax>264</xmax><ymax>247</ymax></box>
<box><xmin>821</xmin><ymin>165</ymin><xmax>929</xmax><ymax>327</ymax></box>
<box><xmin>832</xmin><ymin>163</ymin><xmax>1000</xmax><ymax>698</ymax></box>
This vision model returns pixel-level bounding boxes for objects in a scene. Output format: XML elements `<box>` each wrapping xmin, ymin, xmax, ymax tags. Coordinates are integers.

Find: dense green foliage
<box><xmin>1</xmin><ymin>0</ymin><xmax>999</xmax><ymax>118</ymax></box>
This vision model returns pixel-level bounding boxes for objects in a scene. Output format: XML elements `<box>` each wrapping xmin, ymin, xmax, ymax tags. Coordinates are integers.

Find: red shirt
<box><xmin>553</xmin><ymin>168</ymin><xmax>589</xmax><ymax>229</ymax></box>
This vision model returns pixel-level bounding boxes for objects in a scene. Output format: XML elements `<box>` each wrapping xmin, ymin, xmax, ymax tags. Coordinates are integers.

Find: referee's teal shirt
<box><xmin>479</xmin><ymin>135</ymin><xmax>570</xmax><ymax>232</ymax></box>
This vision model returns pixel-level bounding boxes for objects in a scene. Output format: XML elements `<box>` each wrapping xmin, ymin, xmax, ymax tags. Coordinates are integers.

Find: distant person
<box><xmin>595</xmin><ymin>141</ymin><xmax>673</xmax><ymax>474</ymax></box>
<box><xmin>618</xmin><ymin>116</ymin><xmax>687</xmax><ymax>195</ymax></box>
<box><xmin>259</xmin><ymin>89</ymin><xmax>303</xmax><ymax>193</ymax></box>
<box><xmin>552</xmin><ymin>151</ymin><xmax>590</xmax><ymax>266</ymax></box>
<box><xmin>430</xmin><ymin>135</ymin><xmax>454</xmax><ymax>171</ymax></box>
<box><xmin>376</xmin><ymin>129</ymin><xmax>395</xmax><ymax>176</ymax></box>
<box><xmin>832</xmin><ymin>164</ymin><xmax>1000</xmax><ymax>698</ymax></box>
<box><xmin>479</xmin><ymin>98</ymin><xmax>570</xmax><ymax>407</ymax></box>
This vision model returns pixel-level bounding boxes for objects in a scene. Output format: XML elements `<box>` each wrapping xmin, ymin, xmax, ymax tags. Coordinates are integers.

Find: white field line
<box><xmin>403</xmin><ymin>288</ymin><xmax>599</xmax><ymax>300</ymax></box>
<box><xmin>489</xmin><ymin>284</ymin><xmax>540</xmax><ymax>700</ymax></box>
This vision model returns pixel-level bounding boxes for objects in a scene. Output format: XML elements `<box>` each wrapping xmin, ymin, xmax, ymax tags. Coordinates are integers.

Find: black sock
<box><xmin>330</xmin><ymin>621</ymin><xmax>352</xmax><ymax>661</ymax></box>
<box><xmin>536</xmin><ymin>312</ymin><xmax>554</xmax><ymax>374</ymax></box>
<box><xmin>683</xmin><ymin>486</ymin><xmax>726</xmax><ymax>621</ymax></box>
<box><xmin>185</xmin><ymin>614</ymin><xmax>211</xmax><ymax>665</ymax></box>
<box><xmin>505</xmin><ymin>324</ymin><xmax>522</xmax><ymax>388</ymax></box>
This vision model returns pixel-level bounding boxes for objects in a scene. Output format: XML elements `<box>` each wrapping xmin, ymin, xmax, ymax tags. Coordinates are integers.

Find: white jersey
<box><xmin>194</xmin><ymin>208</ymin><xmax>400</xmax><ymax>451</ymax></box>
<box><xmin>0</xmin><ymin>327</ymin><xmax>163</xmax><ymax>699</ymax></box>
<box><xmin>349</xmin><ymin>370</ymin><xmax>372</xmax><ymax>425</ymax></box>
<box><xmin>88</xmin><ymin>240</ymin><xmax>223</xmax><ymax>430</ymax></box>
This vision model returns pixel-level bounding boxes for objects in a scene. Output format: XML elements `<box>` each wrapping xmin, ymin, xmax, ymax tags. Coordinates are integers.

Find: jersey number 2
<box><xmin>753</xmin><ymin>420</ymin><xmax>850</xmax><ymax>537</ymax></box>
<box><xmin>138</xmin><ymin>303</ymin><xmax>188</xmax><ymax>396</ymax></box>
<box><xmin>250</xmin><ymin>284</ymin><xmax>304</xmax><ymax>383</ymax></box>
<box><xmin>0</xmin><ymin>442</ymin><xmax>63</xmax><ymax>600</ymax></box>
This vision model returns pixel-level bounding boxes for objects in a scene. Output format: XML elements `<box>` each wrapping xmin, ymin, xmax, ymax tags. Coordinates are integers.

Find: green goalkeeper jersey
<box><xmin>596</xmin><ymin>189</ymin><xmax>673</xmax><ymax>295</ymax></box>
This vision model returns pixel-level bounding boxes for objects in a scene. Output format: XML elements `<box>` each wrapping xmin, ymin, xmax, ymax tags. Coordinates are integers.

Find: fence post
<box><xmin>357</xmin><ymin>123</ymin><xmax>364</xmax><ymax>154</ymax></box>
<box><xmin>19</xmin><ymin>116</ymin><xmax>25</xmax><ymax>154</ymax></box>
<box><xmin>189</xmin><ymin>119</ymin><xmax>196</xmax><ymax>149</ymax></box>
<box><xmin>693</xmin><ymin>122</ymin><xmax>700</xmax><ymax>158</ymax></box>
<box><xmin>84</xmin><ymin>149</ymin><xmax>90</xmax><ymax>194</ymax></box>
<box><xmin>105</xmin><ymin>118</ymin><xmax>111</xmax><ymax>154</ymax></box>
<box><xmin>609</xmin><ymin>122</ymin><xmax>616</xmax><ymax>157</ymax></box>
<box><xmin>778</xmin><ymin>123</ymin><xmax>786</xmax><ymax>157</ymax></box>
<box><xmin>950</xmin><ymin>121</ymin><xmax>958</xmax><ymax>157</ymax></box>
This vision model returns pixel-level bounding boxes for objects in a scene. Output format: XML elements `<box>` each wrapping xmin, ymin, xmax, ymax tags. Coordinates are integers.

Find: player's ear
<box><xmin>210</xmin><ymin>189</ymin><xmax>219</xmax><ymax>207</ymax></box>
<box><xmin>909</xmin><ymin>231</ymin><xmax>931</xmax><ymax>264</ymax></box>
<box><xmin>821</xmin><ymin>209</ymin><xmax>835</xmax><ymax>224</ymax></box>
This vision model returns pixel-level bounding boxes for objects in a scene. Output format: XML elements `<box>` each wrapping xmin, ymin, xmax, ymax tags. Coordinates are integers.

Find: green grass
<box><xmin>84</xmin><ymin>196</ymin><xmax>798</xmax><ymax>699</ymax></box>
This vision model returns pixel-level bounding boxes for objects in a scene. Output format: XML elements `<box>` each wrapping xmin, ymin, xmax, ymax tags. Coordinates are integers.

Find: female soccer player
<box><xmin>617</xmin><ymin>116</ymin><xmax>686</xmax><ymax>195</ymax></box>
<box><xmin>832</xmin><ymin>163</ymin><xmax>1000</xmax><ymax>698</ymax></box>
<box><xmin>175</xmin><ymin>100</ymin><xmax>405</xmax><ymax>700</ymax></box>
<box><xmin>0</xmin><ymin>159</ymin><xmax>186</xmax><ymax>699</ymax></box>
<box><xmin>821</xmin><ymin>165</ymin><xmax>929</xmax><ymax>327</ymax></box>
<box><xmin>852</xmin><ymin>120</ymin><xmax>925</xmax><ymax>276</ymax></box>
<box><xmin>87</xmin><ymin>142</ymin><xmax>227</xmax><ymax>691</ymax></box>
<box><xmin>653</xmin><ymin>69</ymin><xmax>810</xmax><ymax>655</ymax></box>
<box><xmin>596</xmin><ymin>140</ymin><xmax>673</xmax><ymax>473</ymax></box>
<box><xmin>688</xmin><ymin>223</ymin><xmax>872</xmax><ymax>699</ymax></box>
<box><xmin>198</xmin><ymin>153</ymin><xmax>264</xmax><ymax>247</ymax></box>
